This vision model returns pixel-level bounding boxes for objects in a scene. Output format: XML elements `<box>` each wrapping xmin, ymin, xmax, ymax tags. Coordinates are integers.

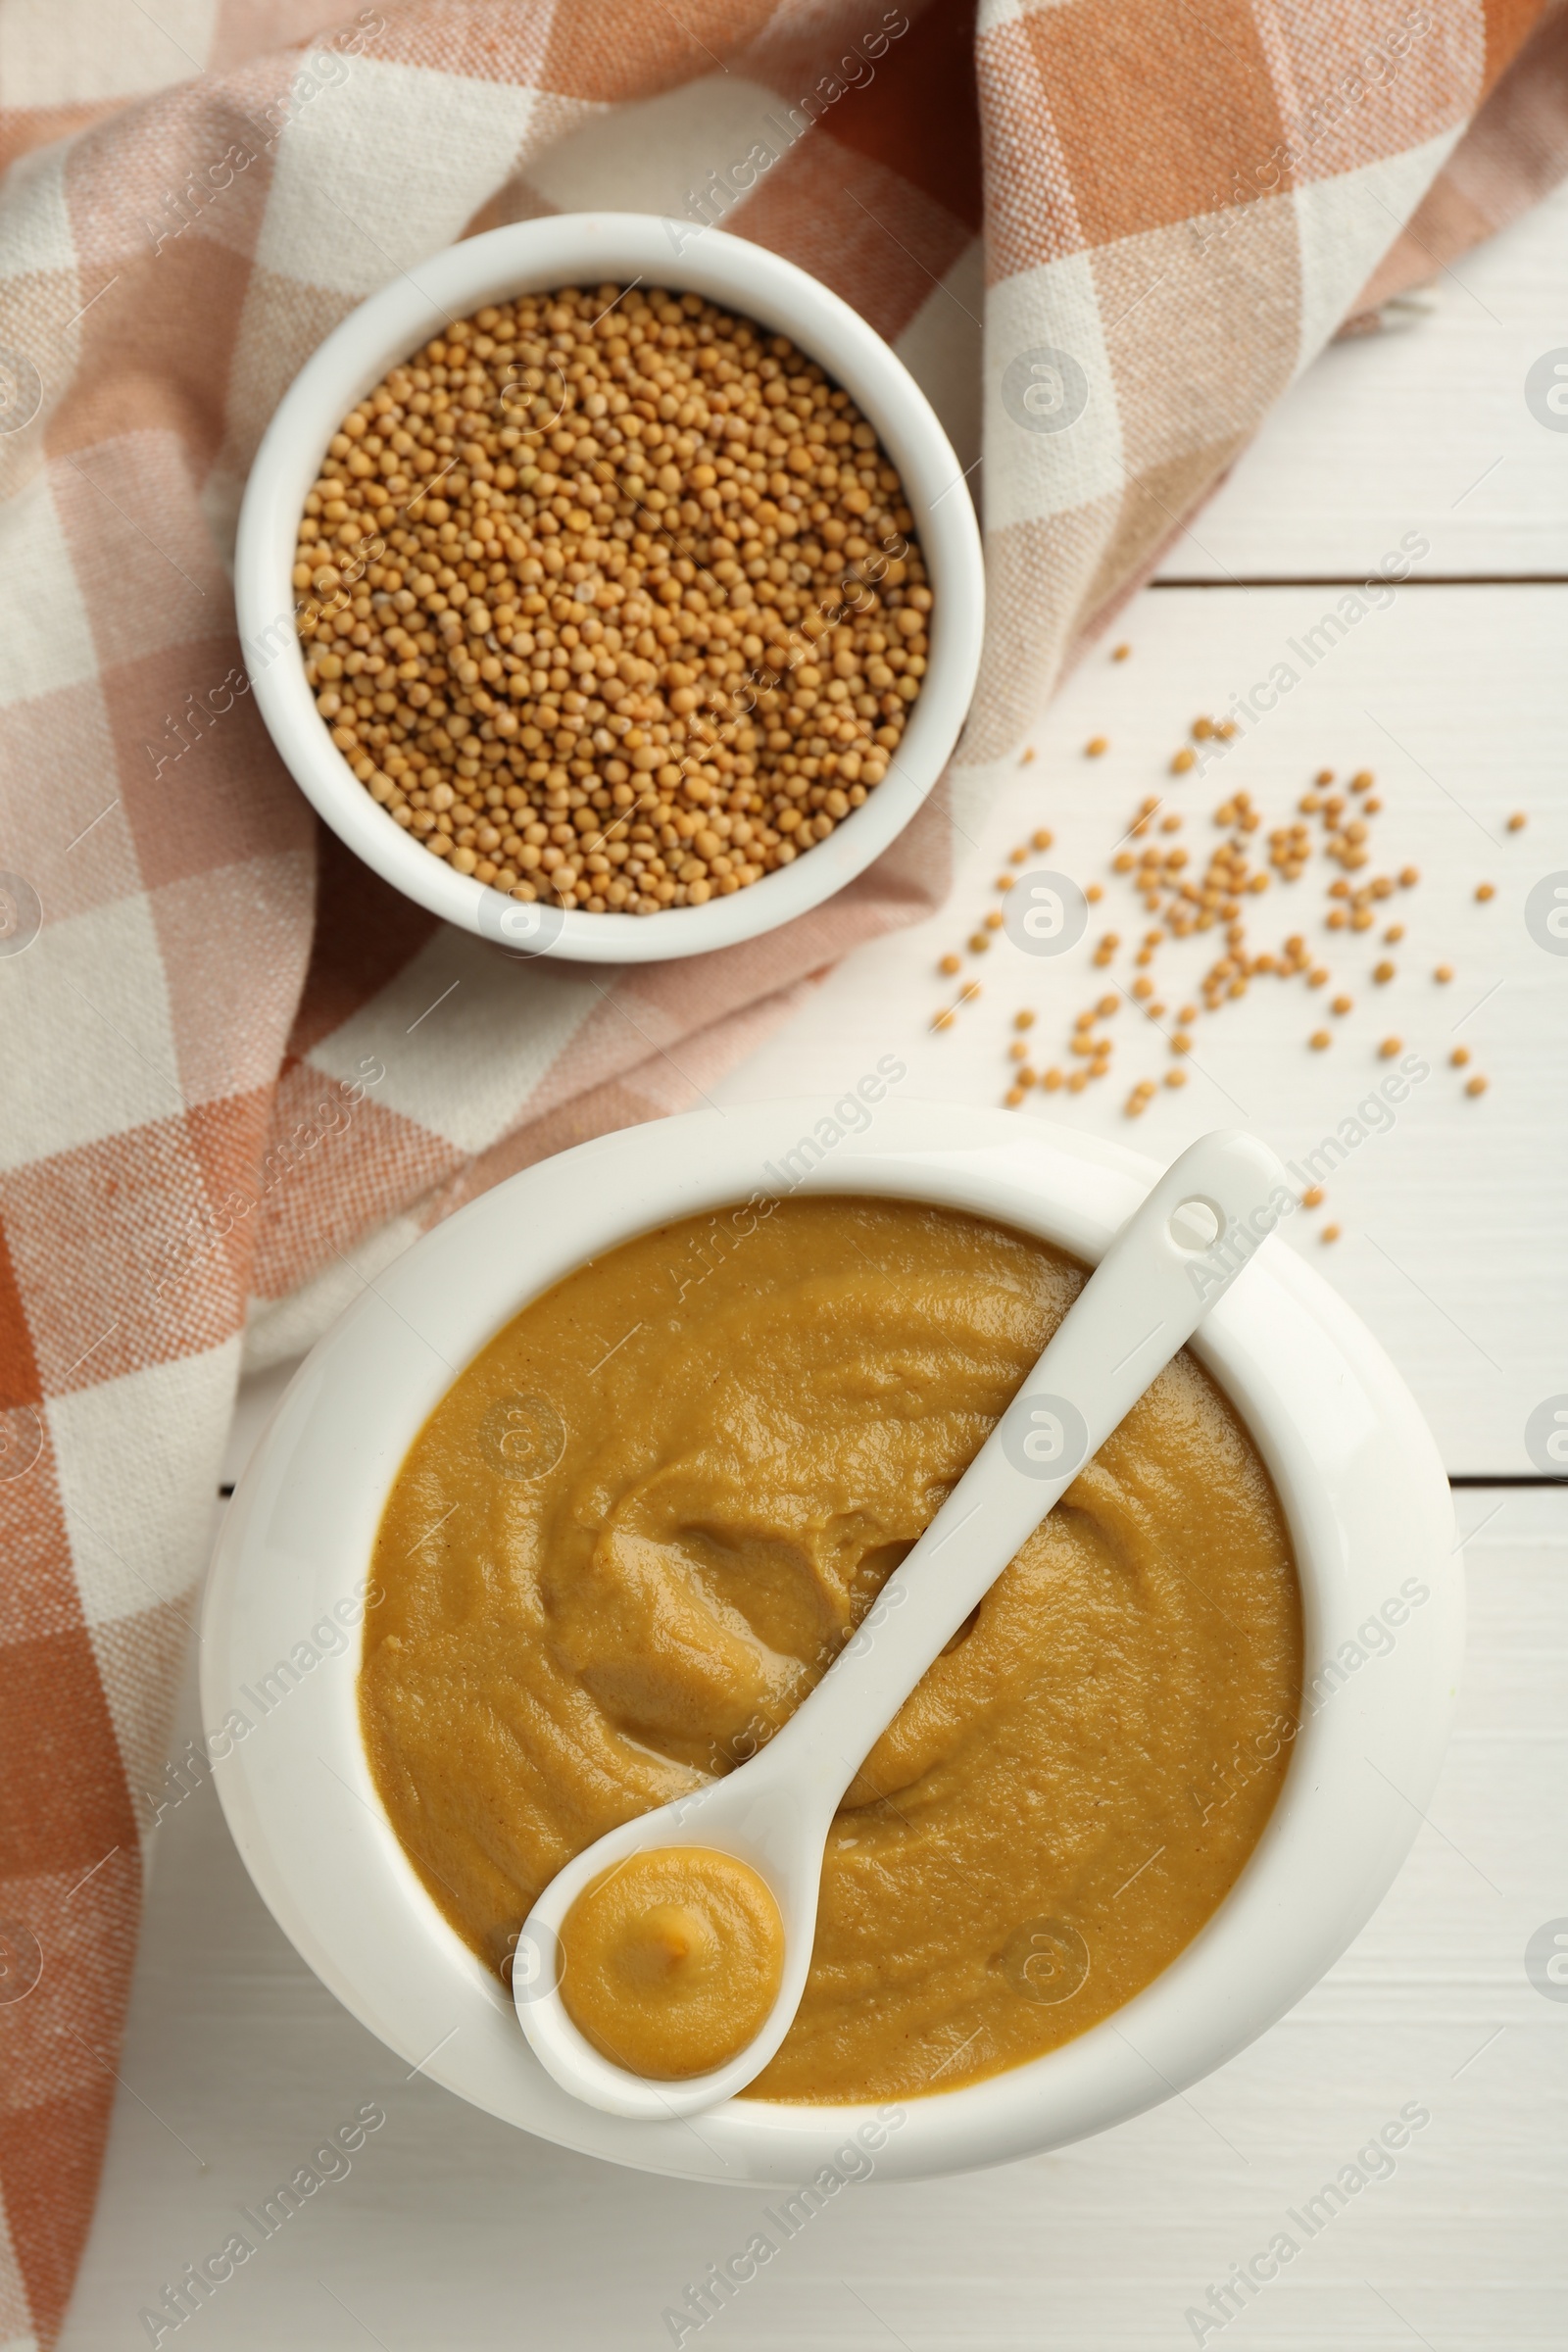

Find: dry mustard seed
<box><xmin>1112</xmin><ymin>643</ymin><xmax>1131</xmax><ymax>661</ymax></box>
<box><xmin>1465</xmin><ymin>1073</ymin><xmax>1489</xmax><ymax>1096</ymax></box>
<box><xmin>1378</xmin><ymin>1036</ymin><xmax>1401</xmax><ymax>1058</ymax></box>
<box><xmin>1300</xmin><ymin>1185</ymin><xmax>1325</xmax><ymax>1207</ymax></box>
<box><xmin>1086</xmin><ymin>735</ymin><xmax>1108</xmax><ymax>757</ymax></box>
<box><xmin>1007</xmin><ymin>1041</ymin><xmax>1028</xmax><ymax>1062</ymax></box>
<box><xmin>1307</xmin><ymin>967</ymin><xmax>1329</xmax><ymax>987</ymax></box>
<box><xmin>1170</xmin><ymin>747</ymin><xmax>1197</xmax><ymax>774</ymax></box>
<box><xmin>1164</xmin><ymin>1068</ymin><xmax>1187</xmax><ymax>1088</ymax></box>
<box><xmin>1309</xmin><ymin>1029</ymin><xmax>1331</xmax><ymax>1050</ymax></box>
<box><xmin>958</xmin><ymin>982</ymin><xmax>981</xmax><ymax>1003</ymax></box>
<box><xmin>1043</xmin><ymin>1067</ymin><xmax>1063</xmax><ymax>1090</ymax></box>
<box><xmin>1013</xmin><ymin>1009</ymin><xmax>1035</xmax><ymax>1031</ymax></box>
<box><xmin>1434</xmin><ymin>963</ymin><xmax>1453</xmax><ymax>982</ymax></box>
<box><xmin>1004</xmin><ymin>1087</ymin><xmax>1025</xmax><ymax>1107</ymax></box>
<box><xmin>938</xmin><ymin>953</ymin><xmax>960</xmax><ymax>976</ymax></box>
<box><xmin>1020</xmin><ymin>747</ymin><xmax>1037</xmax><ymax>765</ymax></box>
<box><xmin>932</xmin><ymin>1008</ymin><xmax>955</xmax><ymax>1030</ymax></box>
<box><xmin>1475</xmin><ymin>882</ymin><xmax>1495</xmax><ymax>902</ymax></box>
<box><xmin>294</xmin><ymin>281</ymin><xmax>930</xmax><ymax>916</ymax></box>
<box><xmin>1086</xmin><ymin>883</ymin><xmax>1103</xmax><ymax>902</ymax></box>
<box><xmin>1450</xmin><ymin>1046</ymin><xmax>1470</xmax><ymax>1067</ymax></box>
<box><xmin>1321</xmin><ymin>1223</ymin><xmax>1341</xmax><ymax>1243</ymax></box>
<box><xmin>1372</xmin><ymin>961</ymin><xmax>1395</xmax><ymax>984</ymax></box>
<box><xmin>1315</xmin><ymin>768</ymin><xmax>1335</xmax><ymax>786</ymax></box>
<box><xmin>1507</xmin><ymin>811</ymin><xmax>1527</xmax><ymax>831</ymax></box>
<box><xmin>1031</xmin><ymin>828</ymin><xmax>1053</xmax><ymax>851</ymax></box>
<box><xmin>1399</xmin><ymin>865</ymin><xmax>1419</xmax><ymax>887</ymax></box>
<box><xmin>1192</xmin><ymin>716</ymin><xmax>1213</xmax><ymax>740</ymax></box>
<box><xmin>995</xmin><ymin>873</ymin><xmax>1015</xmax><ymax>892</ymax></box>
<box><xmin>984</xmin><ymin>909</ymin><xmax>1004</xmax><ymax>931</ymax></box>
<box><xmin>1384</xmin><ymin>923</ymin><xmax>1404</xmax><ymax>943</ymax></box>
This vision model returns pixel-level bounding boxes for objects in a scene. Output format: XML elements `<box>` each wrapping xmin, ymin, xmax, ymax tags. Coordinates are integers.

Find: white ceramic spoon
<box><xmin>514</xmin><ymin>1127</ymin><xmax>1289</xmax><ymax>2118</ymax></box>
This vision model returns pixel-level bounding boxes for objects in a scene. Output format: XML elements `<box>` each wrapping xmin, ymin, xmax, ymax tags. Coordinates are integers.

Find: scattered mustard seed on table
<box><xmin>293</xmin><ymin>282</ymin><xmax>930</xmax><ymax>913</ymax></box>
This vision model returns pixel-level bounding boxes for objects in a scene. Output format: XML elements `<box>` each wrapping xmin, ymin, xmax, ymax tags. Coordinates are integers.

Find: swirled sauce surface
<box><xmin>361</xmin><ymin>1197</ymin><xmax>1300</xmax><ymax>2101</ymax></box>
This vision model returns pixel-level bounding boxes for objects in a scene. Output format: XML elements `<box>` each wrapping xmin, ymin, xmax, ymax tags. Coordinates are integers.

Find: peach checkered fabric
<box><xmin>0</xmin><ymin>0</ymin><xmax>1559</xmax><ymax>2338</ymax></box>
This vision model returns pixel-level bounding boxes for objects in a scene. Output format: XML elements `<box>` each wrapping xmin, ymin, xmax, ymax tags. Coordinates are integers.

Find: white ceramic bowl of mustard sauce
<box><xmin>233</xmin><ymin>214</ymin><xmax>983</xmax><ymax>964</ymax></box>
<box><xmin>202</xmin><ymin>1101</ymin><xmax>1461</xmax><ymax>2185</ymax></box>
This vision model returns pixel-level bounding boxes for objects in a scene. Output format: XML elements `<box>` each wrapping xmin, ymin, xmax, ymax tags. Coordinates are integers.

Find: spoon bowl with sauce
<box><xmin>514</xmin><ymin>1127</ymin><xmax>1291</xmax><ymax>2118</ymax></box>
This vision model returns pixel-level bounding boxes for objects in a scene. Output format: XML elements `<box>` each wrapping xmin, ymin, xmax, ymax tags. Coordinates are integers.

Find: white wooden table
<box><xmin>60</xmin><ymin>183</ymin><xmax>1568</xmax><ymax>2352</ymax></box>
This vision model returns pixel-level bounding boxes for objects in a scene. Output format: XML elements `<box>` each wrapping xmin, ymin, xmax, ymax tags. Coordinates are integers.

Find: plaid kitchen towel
<box><xmin>0</xmin><ymin>0</ymin><xmax>1562</xmax><ymax>2337</ymax></box>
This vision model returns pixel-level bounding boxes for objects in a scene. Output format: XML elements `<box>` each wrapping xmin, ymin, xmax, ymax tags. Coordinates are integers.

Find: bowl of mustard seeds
<box><xmin>234</xmin><ymin>214</ymin><xmax>984</xmax><ymax>962</ymax></box>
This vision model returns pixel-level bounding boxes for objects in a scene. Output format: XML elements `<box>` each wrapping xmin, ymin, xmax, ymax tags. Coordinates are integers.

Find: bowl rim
<box><xmin>201</xmin><ymin>1101</ymin><xmax>1461</xmax><ymax>2186</ymax></box>
<box><xmin>232</xmin><ymin>212</ymin><xmax>985</xmax><ymax>964</ymax></box>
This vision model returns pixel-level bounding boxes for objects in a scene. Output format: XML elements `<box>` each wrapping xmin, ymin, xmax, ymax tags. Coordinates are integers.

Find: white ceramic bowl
<box><xmin>202</xmin><ymin>1102</ymin><xmax>1461</xmax><ymax>2185</ymax></box>
<box><xmin>233</xmin><ymin>214</ymin><xmax>984</xmax><ymax>963</ymax></box>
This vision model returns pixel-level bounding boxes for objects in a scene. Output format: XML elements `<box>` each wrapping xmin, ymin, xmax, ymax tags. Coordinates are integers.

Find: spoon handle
<box><xmin>762</xmin><ymin>1129</ymin><xmax>1290</xmax><ymax>1803</ymax></box>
